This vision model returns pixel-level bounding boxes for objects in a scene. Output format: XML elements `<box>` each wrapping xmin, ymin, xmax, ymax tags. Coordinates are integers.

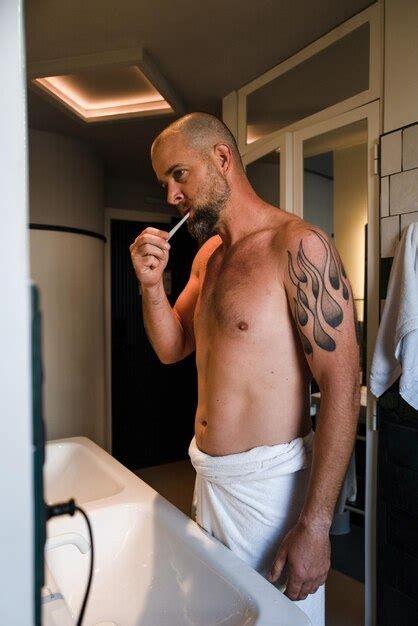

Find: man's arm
<box><xmin>268</xmin><ymin>225</ymin><xmax>360</xmax><ymax>600</ymax></box>
<box><xmin>130</xmin><ymin>226</ymin><xmax>200</xmax><ymax>364</ymax></box>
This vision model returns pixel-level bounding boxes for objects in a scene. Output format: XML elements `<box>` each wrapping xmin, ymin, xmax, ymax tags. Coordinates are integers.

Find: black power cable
<box><xmin>73</xmin><ymin>506</ymin><xmax>94</xmax><ymax>626</ymax></box>
<box><xmin>45</xmin><ymin>499</ymin><xmax>94</xmax><ymax>626</ymax></box>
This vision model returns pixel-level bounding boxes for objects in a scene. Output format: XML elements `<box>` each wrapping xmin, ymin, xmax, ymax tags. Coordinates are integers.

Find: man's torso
<box><xmin>192</xmin><ymin>212</ymin><xmax>312</xmax><ymax>455</ymax></box>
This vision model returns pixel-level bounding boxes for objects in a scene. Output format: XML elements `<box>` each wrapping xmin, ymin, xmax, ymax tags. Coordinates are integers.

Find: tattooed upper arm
<box><xmin>283</xmin><ymin>227</ymin><xmax>360</xmax><ymax>377</ymax></box>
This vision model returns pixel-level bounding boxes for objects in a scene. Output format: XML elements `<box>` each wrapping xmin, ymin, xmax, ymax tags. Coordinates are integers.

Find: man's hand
<box><xmin>267</xmin><ymin>520</ymin><xmax>330</xmax><ymax>601</ymax></box>
<box><xmin>130</xmin><ymin>227</ymin><xmax>171</xmax><ymax>288</ymax></box>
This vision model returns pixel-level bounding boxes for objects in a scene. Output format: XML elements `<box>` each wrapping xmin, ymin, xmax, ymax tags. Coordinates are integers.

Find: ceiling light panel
<box><xmin>29</xmin><ymin>49</ymin><xmax>183</xmax><ymax>123</ymax></box>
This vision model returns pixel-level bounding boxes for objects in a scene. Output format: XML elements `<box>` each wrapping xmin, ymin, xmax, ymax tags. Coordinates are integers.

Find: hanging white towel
<box><xmin>189</xmin><ymin>431</ymin><xmax>324</xmax><ymax>626</ymax></box>
<box><xmin>370</xmin><ymin>222</ymin><xmax>418</xmax><ymax>409</ymax></box>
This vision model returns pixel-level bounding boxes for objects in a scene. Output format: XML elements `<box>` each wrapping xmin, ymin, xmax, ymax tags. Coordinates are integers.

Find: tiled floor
<box><xmin>135</xmin><ymin>459</ymin><xmax>365</xmax><ymax>626</ymax></box>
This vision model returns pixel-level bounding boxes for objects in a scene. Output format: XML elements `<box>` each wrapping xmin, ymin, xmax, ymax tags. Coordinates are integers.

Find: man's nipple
<box><xmin>238</xmin><ymin>321</ymin><xmax>249</xmax><ymax>331</ymax></box>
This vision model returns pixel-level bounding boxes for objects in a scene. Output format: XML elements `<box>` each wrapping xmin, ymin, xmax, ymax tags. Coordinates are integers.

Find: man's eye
<box><xmin>174</xmin><ymin>169</ymin><xmax>186</xmax><ymax>181</ymax></box>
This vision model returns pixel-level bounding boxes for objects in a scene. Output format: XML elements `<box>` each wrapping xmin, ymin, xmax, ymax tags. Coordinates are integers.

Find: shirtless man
<box><xmin>130</xmin><ymin>113</ymin><xmax>360</xmax><ymax>621</ymax></box>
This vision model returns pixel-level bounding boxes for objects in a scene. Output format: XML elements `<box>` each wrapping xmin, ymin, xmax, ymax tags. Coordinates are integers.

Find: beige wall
<box><xmin>106</xmin><ymin>176</ymin><xmax>175</xmax><ymax>215</ymax></box>
<box><xmin>29</xmin><ymin>130</ymin><xmax>106</xmax><ymax>446</ymax></box>
<box><xmin>384</xmin><ymin>0</ymin><xmax>418</xmax><ymax>133</ymax></box>
<box><xmin>29</xmin><ymin>130</ymin><xmax>104</xmax><ymax>234</ymax></box>
<box><xmin>333</xmin><ymin>144</ymin><xmax>368</xmax><ymax>320</ymax></box>
<box><xmin>30</xmin><ymin>231</ymin><xmax>106</xmax><ymax>444</ymax></box>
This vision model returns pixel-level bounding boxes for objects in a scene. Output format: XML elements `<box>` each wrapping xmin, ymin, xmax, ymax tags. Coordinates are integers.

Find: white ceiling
<box><xmin>25</xmin><ymin>0</ymin><xmax>374</xmax><ymax>181</ymax></box>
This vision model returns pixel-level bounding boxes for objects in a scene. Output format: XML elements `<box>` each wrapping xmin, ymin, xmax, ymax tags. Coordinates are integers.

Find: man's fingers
<box><xmin>141</xmin><ymin>258</ymin><xmax>156</xmax><ymax>272</ymax></box>
<box><xmin>287</xmin><ymin>577</ymin><xmax>324</xmax><ymax>601</ymax></box>
<box><xmin>142</xmin><ymin>226</ymin><xmax>169</xmax><ymax>239</ymax></box>
<box><xmin>284</xmin><ymin>574</ymin><xmax>303</xmax><ymax>601</ymax></box>
<box><xmin>267</xmin><ymin>549</ymin><xmax>287</xmax><ymax>583</ymax></box>
<box><xmin>297</xmin><ymin>581</ymin><xmax>317</xmax><ymax>600</ymax></box>
<box><xmin>130</xmin><ymin>234</ymin><xmax>170</xmax><ymax>253</ymax></box>
<box><xmin>128</xmin><ymin>225</ymin><xmax>171</xmax><ymax>287</ymax></box>
<box><xmin>129</xmin><ymin>232</ymin><xmax>171</xmax><ymax>282</ymax></box>
<box><xmin>137</xmin><ymin>243</ymin><xmax>168</xmax><ymax>260</ymax></box>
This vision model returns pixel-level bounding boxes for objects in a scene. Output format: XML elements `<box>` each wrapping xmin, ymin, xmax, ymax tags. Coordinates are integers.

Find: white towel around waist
<box><xmin>189</xmin><ymin>430</ymin><xmax>314</xmax><ymax>483</ymax></box>
<box><xmin>189</xmin><ymin>430</ymin><xmax>324</xmax><ymax>626</ymax></box>
<box><xmin>188</xmin><ymin>431</ymin><xmax>315</xmax><ymax>561</ymax></box>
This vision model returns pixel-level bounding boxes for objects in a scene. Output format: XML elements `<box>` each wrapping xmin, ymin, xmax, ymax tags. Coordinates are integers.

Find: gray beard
<box><xmin>186</xmin><ymin>179</ymin><xmax>230</xmax><ymax>245</ymax></box>
<box><xmin>187</xmin><ymin>204</ymin><xmax>221</xmax><ymax>245</ymax></box>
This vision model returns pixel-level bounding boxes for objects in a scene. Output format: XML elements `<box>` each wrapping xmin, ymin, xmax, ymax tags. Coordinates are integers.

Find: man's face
<box><xmin>152</xmin><ymin>133</ymin><xmax>230</xmax><ymax>244</ymax></box>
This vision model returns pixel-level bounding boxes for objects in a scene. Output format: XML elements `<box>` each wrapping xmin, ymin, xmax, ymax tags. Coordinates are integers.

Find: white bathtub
<box><xmin>42</xmin><ymin>437</ymin><xmax>310</xmax><ymax>625</ymax></box>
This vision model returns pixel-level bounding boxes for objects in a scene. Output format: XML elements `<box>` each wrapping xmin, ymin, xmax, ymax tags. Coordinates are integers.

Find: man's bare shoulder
<box><xmin>273</xmin><ymin>215</ymin><xmax>331</xmax><ymax>256</ymax></box>
<box><xmin>272</xmin><ymin>215</ymin><xmax>335</xmax><ymax>282</ymax></box>
<box><xmin>191</xmin><ymin>235</ymin><xmax>222</xmax><ymax>275</ymax></box>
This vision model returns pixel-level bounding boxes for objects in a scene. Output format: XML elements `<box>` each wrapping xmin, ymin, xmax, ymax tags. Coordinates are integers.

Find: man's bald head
<box><xmin>151</xmin><ymin>112</ymin><xmax>244</xmax><ymax>171</ymax></box>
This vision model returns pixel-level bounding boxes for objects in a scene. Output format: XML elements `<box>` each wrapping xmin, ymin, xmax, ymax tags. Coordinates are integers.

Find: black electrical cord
<box><xmin>74</xmin><ymin>505</ymin><xmax>94</xmax><ymax>626</ymax></box>
<box><xmin>45</xmin><ymin>499</ymin><xmax>94</xmax><ymax>626</ymax></box>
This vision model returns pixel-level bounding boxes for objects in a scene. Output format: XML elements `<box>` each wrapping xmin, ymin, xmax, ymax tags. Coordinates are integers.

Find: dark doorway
<box><xmin>110</xmin><ymin>217</ymin><xmax>198</xmax><ymax>470</ymax></box>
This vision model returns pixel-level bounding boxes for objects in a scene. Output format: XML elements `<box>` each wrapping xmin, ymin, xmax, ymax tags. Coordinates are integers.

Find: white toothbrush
<box><xmin>167</xmin><ymin>212</ymin><xmax>190</xmax><ymax>240</ymax></box>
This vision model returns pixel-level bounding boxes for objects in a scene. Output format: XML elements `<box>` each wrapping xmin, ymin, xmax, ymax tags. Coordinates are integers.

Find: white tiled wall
<box><xmin>390</xmin><ymin>168</ymin><xmax>418</xmax><ymax>216</ymax></box>
<box><xmin>401</xmin><ymin>210</ymin><xmax>418</xmax><ymax>232</ymax></box>
<box><xmin>380</xmin><ymin>176</ymin><xmax>389</xmax><ymax>217</ymax></box>
<box><xmin>381</xmin><ymin>215</ymin><xmax>400</xmax><ymax>257</ymax></box>
<box><xmin>380</xmin><ymin>123</ymin><xmax>418</xmax><ymax>257</ymax></box>
<box><xmin>381</xmin><ymin>131</ymin><xmax>402</xmax><ymax>176</ymax></box>
<box><xmin>403</xmin><ymin>125</ymin><xmax>418</xmax><ymax>171</ymax></box>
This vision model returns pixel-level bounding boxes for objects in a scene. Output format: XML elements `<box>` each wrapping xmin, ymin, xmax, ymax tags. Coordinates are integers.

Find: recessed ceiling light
<box><xmin>28</xmin><ymin>48</ymin><xmax>183</xmax><ymax>123</ymax></box>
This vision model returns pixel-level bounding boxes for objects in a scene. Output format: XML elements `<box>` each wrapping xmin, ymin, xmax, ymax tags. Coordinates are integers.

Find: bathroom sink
<box><xmin>44</xmin><ymin>439</ymin><xmax>124</xmax><ymax>505</ymax></box>
<box><xmin>43</xmin><ymin>437</ymin><xmax>311</xmax><ymax>625</ymax></box>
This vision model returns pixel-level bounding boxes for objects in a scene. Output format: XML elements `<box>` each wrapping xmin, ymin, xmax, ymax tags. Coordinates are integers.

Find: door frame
<box><xmin>104</xmin><ymin>208</ymin><xmax>173</xmax><ymax>453</ymax></box>
<box><xmin>292</xmin><ymin>99</ymin><xmax>381</xmax><ymax>626</ymax></box>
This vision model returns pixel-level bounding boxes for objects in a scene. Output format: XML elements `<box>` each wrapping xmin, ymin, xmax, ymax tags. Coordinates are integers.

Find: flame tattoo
<box><xmin>287</xmin><ymin>230</ymin><xmax>351</xmax><ymax>355</ymax></box>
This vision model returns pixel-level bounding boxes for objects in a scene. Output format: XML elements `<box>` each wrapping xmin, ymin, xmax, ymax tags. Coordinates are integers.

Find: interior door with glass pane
<box><xmin>292</xmin><ymin>101</ymin><xmax>380</xmax><ymax>625</ymax></box>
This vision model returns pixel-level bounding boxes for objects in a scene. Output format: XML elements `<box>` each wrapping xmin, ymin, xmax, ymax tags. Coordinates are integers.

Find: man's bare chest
<box><xmin>195</xmin><ymin>251</ymin><xmax>287</xmax><ymax>333</ymax></box>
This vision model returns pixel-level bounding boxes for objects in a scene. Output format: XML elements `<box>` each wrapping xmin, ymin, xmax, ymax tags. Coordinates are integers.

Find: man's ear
<box><xmin>213</xmin><ymin>143</ymin><xmax>232</xmax><ymax>174</ymax></box>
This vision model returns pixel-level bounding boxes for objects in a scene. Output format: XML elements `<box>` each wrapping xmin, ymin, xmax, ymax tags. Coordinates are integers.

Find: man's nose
<box><xmin>166</xmin><ymin>182</ymin><xmax>184</xmax><ymax>206</ymax></box>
